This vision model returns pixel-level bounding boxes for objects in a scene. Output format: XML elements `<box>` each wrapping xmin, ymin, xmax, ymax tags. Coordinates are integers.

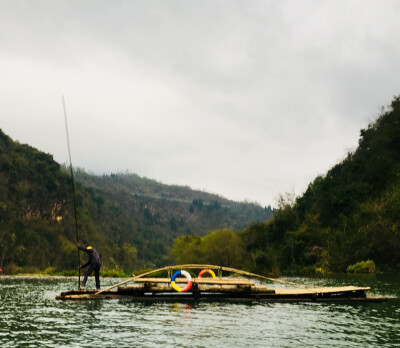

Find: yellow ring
<box><xmin>198</xmin><ymin>269</ymin><xmax>216</xmax><ymax>279</ymax></box>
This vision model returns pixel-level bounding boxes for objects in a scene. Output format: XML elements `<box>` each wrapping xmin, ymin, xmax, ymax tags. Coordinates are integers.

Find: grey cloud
<box><xmin>0</xmin><ymin>0</ymin><xmax>399</xmax><ymax>206</ymax></box>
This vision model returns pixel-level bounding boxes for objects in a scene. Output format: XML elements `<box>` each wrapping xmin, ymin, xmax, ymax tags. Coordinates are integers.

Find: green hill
<box><xmin>240</xmin><ymin>95</ymin><xmax>400</xmax><ymax>274</ymax></box>
<box><xmin>0</xmin><ymin>130</ymin><xmax>273</xmax><ymax>273</ymax></box>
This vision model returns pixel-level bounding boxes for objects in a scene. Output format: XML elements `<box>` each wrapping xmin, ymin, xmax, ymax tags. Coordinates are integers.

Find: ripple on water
<box><xmin>1</xmin><ymin>276</ymin><xmax>400</xmax><ymax>347</ymax></box>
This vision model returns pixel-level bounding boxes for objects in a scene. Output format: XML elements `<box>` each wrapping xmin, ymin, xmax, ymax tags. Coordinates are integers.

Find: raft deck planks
<box><xmin>56</xmin><ymin>282</ymin><xmax>386</xmax><ymax>302</ymax></box>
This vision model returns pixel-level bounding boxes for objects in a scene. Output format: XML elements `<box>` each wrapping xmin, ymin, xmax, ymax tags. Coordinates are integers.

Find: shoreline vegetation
<box><xmin>0</xmin><ymin>259</ymin><xmax>386</xmax><ymax>277</ymax></box>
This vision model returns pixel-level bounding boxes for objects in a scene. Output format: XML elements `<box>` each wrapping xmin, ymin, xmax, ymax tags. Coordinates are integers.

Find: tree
<box><xmin>172</xmin><ymin>235</ymin><xmax>202</xmax><ymax>264</ymax></box>
<box><xmin>200</xmin><ymin>229</ymin><xmax>244</xmax><ymax>267</ymax></box>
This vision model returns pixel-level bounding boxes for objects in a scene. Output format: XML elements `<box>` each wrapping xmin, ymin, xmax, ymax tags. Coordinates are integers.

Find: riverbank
<box><xmin>0</xmin><ymin>267</ymin><xmax>133</xmax><ymax>278</ymax></box>
<box><xmin>2</xmin><ymin>267</ymin><xmax>398</xmax><ymax>279</ymax></box>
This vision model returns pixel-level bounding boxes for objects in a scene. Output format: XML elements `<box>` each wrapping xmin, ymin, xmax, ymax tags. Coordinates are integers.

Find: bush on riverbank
<box><xmin>346</xmin><ymin>260</ymin><xmax>376</xmax><ymax>274</ymax></box>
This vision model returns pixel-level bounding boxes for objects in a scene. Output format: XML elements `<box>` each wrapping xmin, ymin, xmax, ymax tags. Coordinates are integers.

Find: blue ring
<box><xmin>171</xmin><ymin>270</ymin><xmax>181</xmax><ymax>282</ymax></box>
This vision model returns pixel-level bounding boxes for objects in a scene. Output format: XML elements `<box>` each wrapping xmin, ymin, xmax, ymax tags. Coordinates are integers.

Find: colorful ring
<box><xmin>171</xmin><ymin>270</ymin><xmax>192</xmax><ymax>292</ymax></box>
<box><xmin>198</xmin><ymin>269</ymin><xmax>216</xmax><ymax>279</ymax></box>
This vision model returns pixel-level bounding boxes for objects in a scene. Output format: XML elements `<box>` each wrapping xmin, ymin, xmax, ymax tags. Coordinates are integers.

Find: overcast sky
<box><xmin>1</xmin><ymin>0</ymin><xmax>399</xmax><ymax>207</ymax></box>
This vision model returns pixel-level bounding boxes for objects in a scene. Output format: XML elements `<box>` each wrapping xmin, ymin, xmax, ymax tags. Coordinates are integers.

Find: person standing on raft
<box><xmin>76</xmin><ymin>243</ymin><xmax>102</xmax><ymax>290</ymax></box>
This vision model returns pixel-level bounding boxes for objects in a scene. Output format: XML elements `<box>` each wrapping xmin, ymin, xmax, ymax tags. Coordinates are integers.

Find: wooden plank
<box><xmin>94</xmin><ymin>266</ymin><xmax>171</xmax><ymax>295</ymax></box>
<box><xmin>118</xmin><ymin>284</ymin><xmax>273</xmax><ymax>293</ymax></box>
<box><xmin>133</xmin><ymin>277</ymin><xmax>255</xmax><ymax>285</ymax></box>
<box><xmin>274</xmin><ymin>286</ymin><xmax>370</xmax><ymax>295</ymax></box>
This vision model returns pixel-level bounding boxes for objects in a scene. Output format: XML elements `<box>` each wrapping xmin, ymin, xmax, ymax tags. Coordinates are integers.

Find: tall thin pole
<box><xmin>62</xmin><ymin>96</ymin><xmax>81</xmax><ymax>288</ymax></box>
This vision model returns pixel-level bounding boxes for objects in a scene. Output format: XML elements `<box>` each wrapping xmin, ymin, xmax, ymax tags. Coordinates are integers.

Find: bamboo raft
<box><xmin>56</xmin><ymin>264</ymin><xmax>387</xmax><ymax>303</ymax></box>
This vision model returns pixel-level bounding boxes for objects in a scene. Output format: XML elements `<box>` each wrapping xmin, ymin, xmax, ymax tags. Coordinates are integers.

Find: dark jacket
<box><xmin>78</xmin><ymin>245</ymin><xmax>102</xmax><ymax>268</ymax></box>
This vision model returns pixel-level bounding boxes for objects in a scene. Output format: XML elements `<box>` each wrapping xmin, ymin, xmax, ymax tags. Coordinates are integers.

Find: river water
<box><xmin>0</xmin><ymin>274</ymin><xmax>399</xmax><ymax>347</ymax></box>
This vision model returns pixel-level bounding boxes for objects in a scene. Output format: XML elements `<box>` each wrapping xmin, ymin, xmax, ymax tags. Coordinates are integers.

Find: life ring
<box><xmin>171</xmin><ymin>270</ymin><xmax>192</xmax><ymax>292</ymax></box>
<box><xmin>198</xmin><ymin>269</ymin><xmax>216</xmax><ymax>279</ymax></box>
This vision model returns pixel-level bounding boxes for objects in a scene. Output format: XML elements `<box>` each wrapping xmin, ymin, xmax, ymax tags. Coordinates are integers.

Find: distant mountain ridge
<box><xmin>0</xmin><ymin>129</ymin><xmax>274</xmax><ymax>272</ymax></box>
<box><xmin>72</xmin><ymin>169</ymin><xmax>274</xmax><ymax>266</ymax></box>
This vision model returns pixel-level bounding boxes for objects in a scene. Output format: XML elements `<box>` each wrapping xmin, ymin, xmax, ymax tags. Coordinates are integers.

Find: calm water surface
<box><xmin>0</xmin><ymin>274</ymin><xmax>399</xmax><ymax>347</ymax></box>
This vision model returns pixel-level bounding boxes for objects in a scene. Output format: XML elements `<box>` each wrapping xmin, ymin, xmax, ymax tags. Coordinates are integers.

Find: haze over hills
<box><xmin>0</xmin><ymin>129</ymin><xmax>274</xmax><ymax>272</ymax></box>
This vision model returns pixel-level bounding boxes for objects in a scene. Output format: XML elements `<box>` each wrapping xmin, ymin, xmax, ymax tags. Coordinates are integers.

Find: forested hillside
<box><xmin>0</xmin><ymin>130</ymin><xmax>273</xmax><ymax>273</ymax></box>
<box><xmin>73</xmin><ymin>170</ymin><xmax>273</xmax><ymax>267</ymax></box>
<box><xmin>172</xmin><ymin>95</ymin><xmax>400</xmax><ymax>274</ymax></box>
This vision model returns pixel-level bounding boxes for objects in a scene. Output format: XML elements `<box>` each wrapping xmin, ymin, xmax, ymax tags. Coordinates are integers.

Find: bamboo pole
<box><xmin>62</xmin><ymin>96</ymin><xmax>81</xmax><ymax>289</ymax></box>
<box><xmin>134</xmin><ymin>278</ymin><xmax>255</xmax><ymax>285</ymax></box>
<box><xmin>94</xmin><ymin>266</ymin><xmax>170</xmax><ymax>295</ymax></box>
